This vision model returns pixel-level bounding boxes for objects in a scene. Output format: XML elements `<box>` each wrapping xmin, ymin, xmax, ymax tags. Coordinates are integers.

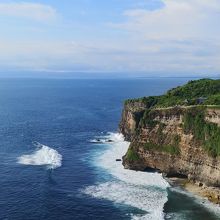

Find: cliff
<box><xmin>119</xmin><ymin>79</ymin><xmax>220</xmax><ymax>203</ymax></box>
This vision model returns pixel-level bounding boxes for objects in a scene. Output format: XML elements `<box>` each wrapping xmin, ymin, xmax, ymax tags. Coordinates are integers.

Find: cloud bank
<box><xmin>108</xmin><ymin>0</ymin><xmax>220</xmax><ymax>73</ymax></box>
<box><xmin>0</xmin><ymin>0</ymin><xmax>219</xmax><ymax>76</ymax></box>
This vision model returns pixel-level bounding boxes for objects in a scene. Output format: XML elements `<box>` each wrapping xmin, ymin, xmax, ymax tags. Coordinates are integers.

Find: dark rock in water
<box><xmin>116</xmin><ymin>159</ymin><xmax>122</xmax><ymax>162</ymax></box>
<box><xmin>107</xmin><ymin>140</ymin><xmax>113</xmax><ymax>142</ymax></box>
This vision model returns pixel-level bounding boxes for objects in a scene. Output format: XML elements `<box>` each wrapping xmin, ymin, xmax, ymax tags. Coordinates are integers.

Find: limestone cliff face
<box><xmin>119</xmin><ymin>101</ymin><xmax>146</xmax><ymax>141</ymax></box>
<box><xmin>120</xmin><ymin>103</ymin><xmax>220</xmax><ymax>187</ymax></box>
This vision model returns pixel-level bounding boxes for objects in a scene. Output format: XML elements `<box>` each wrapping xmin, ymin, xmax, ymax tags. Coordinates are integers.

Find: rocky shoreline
<box><xmin>167</xmin><ymin>177</ymin><xmax>220</xmax><ymax>205</ymax></box>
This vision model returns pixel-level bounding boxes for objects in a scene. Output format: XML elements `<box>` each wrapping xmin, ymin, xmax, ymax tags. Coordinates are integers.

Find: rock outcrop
<box><xmin>120</xmin><ymin>103</ymin><xmax>220</xmax><ymax>188</ymax></box>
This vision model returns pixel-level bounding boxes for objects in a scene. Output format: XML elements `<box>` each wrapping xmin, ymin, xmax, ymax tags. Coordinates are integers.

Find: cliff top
<box><xmin>125</xmin><ymin>78</ymin><xmax>220</xmax><ymax>109</ymax></box>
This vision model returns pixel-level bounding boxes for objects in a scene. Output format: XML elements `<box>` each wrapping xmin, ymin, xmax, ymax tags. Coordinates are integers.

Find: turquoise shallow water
<box><xmin>0</xmin><ymin>78</ymin><xmax>219</xmax><ymax>220</ymax></box>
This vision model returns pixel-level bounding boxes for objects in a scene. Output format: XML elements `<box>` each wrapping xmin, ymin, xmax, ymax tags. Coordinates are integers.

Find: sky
<box><xmin>0</xmin><ymin>0</ymin><xmax>219</xmax><ymax>77</ymax></box>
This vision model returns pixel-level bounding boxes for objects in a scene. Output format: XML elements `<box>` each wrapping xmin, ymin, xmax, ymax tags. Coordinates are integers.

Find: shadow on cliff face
<box><xmin>164</xmin><ymin>188</ymin><xmax>219</xmax><ymax>220</ymax></box>
<box><xmin>144</xmin><ymin>167</ymin><xmax>188</xmax><ymax>180</ymax></box>
<box><xmin>165</xmin><ymin>173</ymin><xmax>188</xmax><ymax>179</ymax></box>
<box><xmin>144</xmin><ymin>167</ymin><xmax>161</xmax><ymax>173</ymax></box>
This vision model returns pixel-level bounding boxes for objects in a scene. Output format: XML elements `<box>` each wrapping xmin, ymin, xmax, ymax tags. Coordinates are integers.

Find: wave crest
<box><xmin>17</xmin><ymin>143</ymin><xmax>62</xmax><ymax>169</ymax></box>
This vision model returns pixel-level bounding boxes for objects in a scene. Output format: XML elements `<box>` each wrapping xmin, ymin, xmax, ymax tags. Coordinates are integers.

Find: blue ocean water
<box><xmin>0</xmin><ymin>78</ymin><xmax>219</xmax><ymax>220</ymax></box>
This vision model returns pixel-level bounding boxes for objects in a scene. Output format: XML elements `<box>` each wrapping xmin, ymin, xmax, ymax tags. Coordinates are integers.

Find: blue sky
<box><xmin>0</xmin><ymin>0</ymin><xmax>219</xmax><ymax>77</ymax></box>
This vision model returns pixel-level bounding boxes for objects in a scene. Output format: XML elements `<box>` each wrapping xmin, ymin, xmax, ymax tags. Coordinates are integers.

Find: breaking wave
<box><xmin>17</xmin><ymin>143</ymin><xmax>62</xmax><ymax>169</ymax></box>
<box><xmin>83</xmin><ymin>132</ymin><xmax>169</xmax><ymax>219</ymax></box>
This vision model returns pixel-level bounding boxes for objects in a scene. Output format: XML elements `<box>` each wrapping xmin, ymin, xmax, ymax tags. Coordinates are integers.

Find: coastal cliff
<box><xmin>120</xmin><ymin>79</ymin><xmax>220</xmax><ymax>203</ymax></box>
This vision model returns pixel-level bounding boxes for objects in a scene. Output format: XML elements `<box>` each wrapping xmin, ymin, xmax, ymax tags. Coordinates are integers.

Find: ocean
<box><xmin>0</xmin><ymin>78</ymin><xmax>219</xmax><ymax>220</ymax></box>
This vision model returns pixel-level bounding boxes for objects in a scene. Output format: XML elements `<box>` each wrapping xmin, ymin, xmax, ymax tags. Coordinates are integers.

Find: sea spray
<box><xmin>83</xmin><ymin>132</ymin><xmax>169</xmax><ymax>219</ymax></box>
<box><xmin>17</xmin><ymin>143</ymin><xmax>62</xmax><ymax>169</ymax></box>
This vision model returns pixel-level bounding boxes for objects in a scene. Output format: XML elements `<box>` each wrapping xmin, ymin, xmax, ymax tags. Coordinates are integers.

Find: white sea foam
<box><xmin>83</xmin><ymin>132</ymin><xmax>169</xmax><ymax>219</ymax></box>
<box><xmin>17</xmin><ymin>143</ymin><xmax>62</xmax><ymax>169</ymax></box>
<box><xmin>84</xmin><ymin>181</ymin><xmax>167</xmax><ymax>220</ymax></box>
<box><xmin>97</xmin><ymin>133</ymin><xmax>169</xmax><ymax>188</ymax></box>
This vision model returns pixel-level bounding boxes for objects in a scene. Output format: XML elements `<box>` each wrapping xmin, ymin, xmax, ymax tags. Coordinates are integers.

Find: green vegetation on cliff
<box><xmin>144</xmin><ymin>141</ymin><xmax>180</xmax><ymax>155</ymax></box>
<box><xmin>124</xmin><ymin>78</ymin><xmax>220</xmax><ymax>158</ymax></box>
<box><xmin>125</xmin><ymin>79</ymin><xmax>220</xmax><ymax>108</ymax></box>
<box><xmin>136</xmin><ymin>109</ymin><xmax>181</xmax><ymax>155</ymax></box>
<box><xmin>139</xmin><ymin>109</ymin><xmax>159</xmax><ymax>128</ymax></box>
<box><xmin>183</xmin><ymin>108</ymin><xmax>220</xmax><ymax>157</ymax></box>
<box><xmin>143</xmin><ymin>122</ymin><xmax>181</xmax><ymax>155</ymax></box>
<box><xmin>126</xmin><ymin>148</ymin><xmax>140</xmax><ymax>161</ymax></box>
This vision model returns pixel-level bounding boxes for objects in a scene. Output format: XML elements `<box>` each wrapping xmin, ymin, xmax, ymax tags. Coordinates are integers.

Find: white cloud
<box><xmin>115</xmin><ymin>0</ymin><xmax>220</xmax><ymax>40</ymax></box>
<box><xmin>0</xmin><ymin>0</ymin><xmax>219</xmax><ymax>75</ymax></box>
<box><xmin>0</xmin><ymin>2</ymin><xmax>58</xmax><ymax>22</ymax></box>
<box><xmin>107</xmin><ymin>0</ymin><xmax>220</xmax><ymax>74</ymax></box>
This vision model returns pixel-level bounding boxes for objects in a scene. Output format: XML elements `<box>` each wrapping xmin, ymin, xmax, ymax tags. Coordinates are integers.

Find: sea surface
<box><xmin>0</xmin><ymin>78</ymin><xmax>219</xmax><ymax>220</ymax></box>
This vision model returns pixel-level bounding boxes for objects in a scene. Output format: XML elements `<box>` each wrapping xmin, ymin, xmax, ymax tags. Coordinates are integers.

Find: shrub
<box><xmin>144</xmin><ymin>140</ymin><xmax>180</xmax><ymax>155</ymax></box>
<box><xmin>126</xmin><ymin>148</ymin><xmax>139</xmax><ymax>161</ymax></box>
<box><xmin>183</xmin><ymin>108</ymin><xmax>220</xmax><ymax>157</ymax></box>
<box><xmin>124</xmin><ymin>79</ymin><xmax>220</xmax><ymax>109</ymax></box>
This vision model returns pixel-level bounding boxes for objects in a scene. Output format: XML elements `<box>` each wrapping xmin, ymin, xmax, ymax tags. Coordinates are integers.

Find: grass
<box><xmin>144</xmin><ymin>137</ymin><xmax>180</xmax><ymax>155</ymax></box>
<box><xmin>125</xmin><ymin>79</ymin><xmax>220</xmax><ymax>109</ymax></box>
<box><xmin>126</xmin><ymin>148</ymin><xmax>140</xmax><ymax>161</ymax></box>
